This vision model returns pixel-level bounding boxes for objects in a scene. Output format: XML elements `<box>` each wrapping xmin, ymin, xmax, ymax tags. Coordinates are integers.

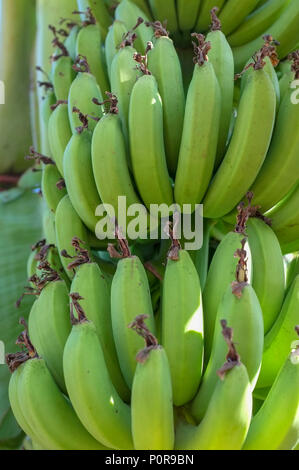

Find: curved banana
<box><xmin>286</xmin><ymin>255</ymin><xmax>299</xmax><ymax>293</ymax></box>
<box><xmin>162</xmin><ymin>235</ymin><xmax>204</xmax><ymax>406</ymax></box>
<box><xmin>51</xmin><ymin>55</ymin><xmax>75</xmax><ymax>102</ymax></box>
<box><xmin>28</xmin><ymin>279</ymin><xmax>71</xmax><ymax>393</ymax></box>
<box><xmin>202</xmin><ymin>62</ymin><xmax>276</xmax><ymax>219</ymax></box>
<box><xmin>233</xmin><ymin>0</ymin><xmax>299</xmax><ymax>72</ymax></box>
<box><xmin>76</xmin><ymin>22</ymin><xmax>110</xmax><ymax>95</ymax></box>
<box><xmin>218</xmin><ymin>0</ymin><xmax>261</xmax><ymax>36</ymax></box>
<box><xmin>247</xmin><ymin>217</ymin><xmax>285</xmax><ymax>334</ymax></box>
<box><xmin>148</xmin><ymin>0</ymin><xmax>178</xmax><ymax>34</ymax></box>
<box><xmin>195</xmin><ymin>0</ymin><xmax>226</xmax><ymax>32</ymax></box>
<box><xmin>63</xmin><ymin>314</ymin><xmax>133</xmax><ymax>449</ymax></box>
<box><xmin>244</xmin><ymin>341</ymin><xmax>299</xmax><ymax>450</ymax></box>
<box><xmin>129</xmin><ymin>0</ymin><xmax>152</xmax><ymax>19</ymax></box>
<box><xmin>129</xmin><ymin>72</ymin><xmax>174</xmax><ymax>210</ymax></box>
<box><xmin>48</xmin><ymin>102</ymin><xmax>72</xmax><ymax>176</ymax></box>
<box><xmin>206</xmin><ymin>11</ymin><xmax>234</xmax><ymax>167</ymax></box>
<box><xmin>64</xmin><ymin>25</ymin><xmax>80</xmax><ymax>61</ymax></box>
<box><xmin>115</xmin><ymin>0</ymin><xmax>153</xmax><ymax>53</ymax></box>
<box><xmin>105</xmin><ymin>20</ymin><xmax>127</xmax><ymax>79</ymax></box>
<box><xmin>228</xmin><ymin>0</ymin><xmax>290</xmax><ymax>47</ymax></box>
<box><xmin>130</xmin><ymin>315</ymin><xmax>174</xmax><ymax>450</ymax></box>
<box><xmin>110</xmin><ymin>236</ymin><xmax>156</xmax><ymax>389</ymax></box>
<box><xmin>176</xmin><ymin>325</ymin><xmax>252</xmax><ymax>450</ymax></box>
<box><xmin>42</xmin><ymin>206</ymin><xmax>56</xmax><ymax>245</ymax></box>
<box><xmin>176</xmin><ymin>0</ymin><xmax>201</xmax><ymax>32</ymax></box>
<box><xmin>147</xmin><ymin>23</ymin><xmax>185</xmax><ymax>176</ymax></box>
<box><xmin>70</xmin><ymin>257</ymin><xmax>130</xmax><ymax>402</ymax></box>
<box><xmin>63</xmin><ymin>128</ymin><xmax>102</xmax><ymax>233</ymax></box>
<box><xmin>77</xmin><ymin>0</ymin><xmax>112</xmax><ymax>39</ymax></box>
<box><xmin>42</xmin><ymin>163</ymin><xmax>67</xmax><ymax>213</ymax></box>
<box><xmin>256</xmin><ymin>275</ymin><xmax>299</xmax><ymax>389</ymax></box>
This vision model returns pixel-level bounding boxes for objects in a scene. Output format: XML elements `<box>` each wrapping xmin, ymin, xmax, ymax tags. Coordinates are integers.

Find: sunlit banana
<box><xmin>48</xmin><ymin>102</ymin><xmax>72</xmax><ymax>176</ymax></box>
<box><xmin>77</xmin><ymin>0</ymin><xmax>112</xmax><ymax>38</ymax></box>
<box><xmin>195</xmin><ymin>0</ymin><xmax>226</xmax><ymax>32</ymax></box>
<box><xmin>148</xmin><ymin>0</ymin><xmax>178</xmax><ymax>34</ymax></box>
<box><xmin>63</xmin><ymin>310</ymin><xmax>133</xmax><ymax>449</ymax></box>
<box><xmin>51</xmin><ymin>49</ymin><xmax>75</xmax><ymax>101</ymax></box>
<box><xmin>218</xmin><ymin>0</ymin><xmax>261</xmax><ymax>36</ymax></box>
<box><xmin>147</xmin><ymin>22</ymin><xmax>185</xmax><ymax>176</ymax></box>
<box><xmin>105</xmin><ymin>20</ymin><xmax>127</xmax><ymax>78</ymax></box>
<box><xmin>130</xmin><ymin>315</ymin><xmax>174</xmax><ymax>450</ymax></box>
<box><xmin>115</xmin><ymin>0</ymin><xmax>153</xmax><ymax>53</ymax></box>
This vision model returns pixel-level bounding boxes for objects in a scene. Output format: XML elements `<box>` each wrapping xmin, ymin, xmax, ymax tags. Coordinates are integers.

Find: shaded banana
<box><xmin>48</xmin><ymin>102</ymin><xmax>72</xmax><ymax>176</ymax></box>
<box><xmin>105</xmin><ymin>20</ymin><xmax>128</xmax><ymax>78</ymax></box>
<box><xmin>177</xmin><ymin>0</ymin><xmax>202</xmax><ymax>32</ymax></box>
<box><xmin>218</xmin><ymin>0</ymin><xmax>261</xmax><ymax>36</ymax></box>
<box><xmin>148</xmin><ymin>0</ymin><xmax>178</xmax><ymax>34</ymax></box>
<box><xmin>195</xmin><ymin>0</ymin><xmax>226</xmax><ymax>32</ymax></box>
<box><xmin>115</xmin><ymin>0</ymin><xmax>153</xmax><ymax>53</ymax></box>
<box><xmin>42</xmin><ymin>163</ymin><xmax>67</xmax><ymax>213</ymax></box>
<box><xmin>77</xmin><ymin>0</ymin><xmax>112</xmax><ymax>39</ymax></box>
<box><xmin>51</xmin><ymin>55</ymin><xmax>76</xmax><ymax>101</ymax></box>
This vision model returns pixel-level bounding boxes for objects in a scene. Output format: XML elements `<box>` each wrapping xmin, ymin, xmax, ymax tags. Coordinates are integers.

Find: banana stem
<box><xmin>128</xmin><ymin>314</ymin><xmax>159</xmax><ymax>363</ymax></box>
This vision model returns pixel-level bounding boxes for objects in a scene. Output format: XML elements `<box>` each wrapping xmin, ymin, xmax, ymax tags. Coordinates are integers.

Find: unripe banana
<box><xmin>70</xmin><ymin>258</ymin><xmax>130</xmax><ymax>402</ymax></box>
<box><xmin>176</xmin><ymin>325</ymin><xmax>252</xmax><ymax>450</ymax></box>
<box><xmin>244</xmin><ymin>341</ymin><xmax>299</xmax><ymax>450</ymax></box>
<box><xmin>256</xmin><ymin>275</ymin><xmax>299</xmax><ymax>389</ymax></box>
<box><xmin>129</xmin><ymin>72</ymin><xmax>173</xmax><ymax>210</ymax></box>
<box><xmin>191</xmin><ymin>219</ymin><xmax>212</xmax><ymax>290</ymax></box>
<box><xmin>105</xmin><ymin>20</ymin><xmax>128</xmax><ymax>79</ymax></box>
<box><xmin>177</xmin><ymin>0</ymin><xmax>201</xmax><ymax>32</ymax></box>
<box><xmin>206</xmin><ymin>10</ymin><xmax>234</xmax><ymax>167</ymax></box>
<box><xmin>148</xmin><ymin>0</ymin><xmax>178</xmax><ymax>34</ymax></box>
<box><xmin>63</xmin><ymin>315</ymin><xmax>133</xmax><ymax>449</ymax></box>
<box><xmin>77</xmin><ymin>0</ymin><xmax>112</xmax><ymax>39</ymax></box>
<box><xmin>218</xmin><ymin>0</ymin><xmax>261</xmax><ymax>36</ymax></box>
<box><xmin>286</xmin><ymin>255</ymin><xmax>299</xmax><ymax>293</ymax></box>
<box><xmin>110</xmin><ymin>237</ymin><xmax>156</xmax><ymax>389</ymax></box>
<box><xmin>247</xmin><ymin>217</ymin><xmax>285</xmax><ymax>334</ymax></box>
<box><xmin>128</xmin><ymin>0</ymin><xmax>152</xmax><ymax>19</ymax></box>
<box><xmin>42</xmin><ymin>164</ymin><xmax>67</xmax><ymax>213</ymax></box>
<box><xmin>147</xmin><ymin>25</ymin><xmax>185</xmax><ymax>176</ymax></box>
<box><xmin>48</xmin><ymin>102</ymin><xmax>72</xmax><ymax>176</ymax></box>
<box><xmin>162</xmin><ymin>243</ymin><xmax>203</xmax><ymax>406</ymax></box>
<box><xmin>42</xmin><ymin>206</ymin><xmax>56</xmax><ymax>245</ymax></box>
<box><xmin>195</xmin><ymin>0</ymin><xmax>226</xmax><ymax>32</ymax></box>
<box><xmin>203</xmin><ymin>64</ymin><xmax>276</xmax><ymax>219</ymax></box>
<box><xmin>76</xmin><ymin>23</ymin><xmax>110</xmax><ymax>95</ymax></box>
<box><xmin>64</xmin><ymin>25</ymin><xmax>80</xmax><ymax>61</ymax></box>
<box><xmin>278</xmin><ymin>57</ymin><xmax>295</xmax><ymax>99</ymax></box>
<box><xmin>51</xmin><ymin>55</ymin><xmax>76</xmax><ymax>102</ymax></box>
<box><xmin>63</xmin><ymin>128</ymin><xmax>102</xmax><ymax>233</ymax></box>
<box><xmin>130</xmin><ymin>315</ymin><xmax>174</xmax><ymax>450</ymax></box>
<box><xmin>55</xmin><ymin>195</ymin><xmax>92</xmax><ymax>279</ymax></box>
<box><xmin>115</xmin><ymin>0</ymin><xmax>153</xmax><ymax>53</ymax></box>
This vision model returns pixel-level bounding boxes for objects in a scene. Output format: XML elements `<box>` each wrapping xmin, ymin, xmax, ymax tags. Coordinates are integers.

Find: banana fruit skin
<box><xmin>76</xmin><ymin>23</ymin><xmax>110</xmax><ymax>95</ymax></box>
<box><xmin>162</xmin><ymin>249</ymin><xmax>204</xmax><ymax>406</ymax></box>
<box><xmin>65</xmin><ymin>25</ymin><xmax>80</xmax><ymax>61</ymax></box>
<box><xmin>111</xmin><ymin>255</ymin><xmax>156</xmax><ymax>389</ymax></box>
<box><xmin>148</xmin><ymin>0</ymin><xmax>178</xmax><ymax>33</ymax></box>
<box><xmin>176</xmin><ymin>363</ymin><xmax>252</xmax><ymax>450</ymax></box>
<box><xmin>42</xmin><ymin>164</ymin><xmax>67</xmax><ymax>214</ymax></box>
<box><xmin>70</xmin><ymin>262</ymin><xmax>130</xmax><ymax>401</ymax></box>
<box><xmin>77</xmin><ymin>0</ymin><xmax>112</xmax><ymax>39</ymax></box>
<box><xmin>249</xmin><ymin>87</ymin><xmax>299</xmax><ymax>214</ymax></box>
<box><xmin>129</xmin><ymin>74</ymin><xmax>174</xmax><ymax>210</ymax></box>
<box><xmin>105</xmin><ymin>20</ymin><xmax>128</xmax><ymax>79</ymax></box>
<box><xmin>17</xmin><ymin>358</ymin><xmax>107</xmax><ymax>450</ymax></box>
<box><xmin>51</xmin><ymin>56</ymin><xmax>75</xmax><ymax>102</ymax></box>
<box><xmin>174</xmin><ymin>61</ymin><xmax>220</xmax><ymax>208</ymax></box>
<box><xmin>148</xmin><ymin>35</ymin><xmax>185</xmax><ymax>176</ymax></box>
<box><xmin>28</xmin><ymin>280</ymin><xmax>71</xmax><ymax>393</ymax></box>
<box><xmin>202</xmin><ymin>232</ymin><xmax>252</xmax><ymax>364</ymax></box>
<box><xmin>115</xmin><ymin>0</ymin><xmax>152</xmax><ymax>53</ymax></box>
<box><xmin>191</xmin><ymin>284</ymin><xmax>264</xmax><ymax>422</ymax></box>
<box><xmin>48</xmin><ymin>103</ymin><xmax>72</xmax><ymax>176</ymax></box>
<box><xmin>244</xmin><ymin>349</ymin><xmax>299</xmax><ymax>450</ymax></box>
<box><xmin>247</xmin><ymin>218</ymin><xmax>285</xmax><ymax>334</ymax></box>
<box><xmin>218</xmin><ymin>0</ymin><xmax>260</xmax><ymax>36</ymax></box>
<box><xmin>256</xmin><ymin>275</ymin><xmax>299</xmax><ymax>389</ymax></box>
<box><xmin>206</xmin><ymin>26</ymin><xmax>234</xmax><ymax>168</ymax></box>
<box><xmin>63</xmin><ymin>320</ymin><xmax>133</xmax><ymax>449</ymax></box>
<box><xmin>128</xmin><ymin>0</ymin><xmax>152</xmax><ymax>19</ymax></box>
<box><xmin>63</xmin><ymin>130</ymin><xmax>102</xmax><ymax>233</ymax></box>
<box><xmin>195</xmin><ymin>0</ymin><xmax>226</xmax><ymax>32</ymax></box>
<box><xmin>177</xmin><ymin>0</ymin><xmax>201</xmax><ymax>32</ymax></box>
<box><xmin>132</xmin><ymin>346</ymin><xmax>174</xmax><ymax>450</ymax></box>
<box><xmin>203</xmin><ymin>68</ymin><xmax>276</xmax><ymax>219</ymax></box>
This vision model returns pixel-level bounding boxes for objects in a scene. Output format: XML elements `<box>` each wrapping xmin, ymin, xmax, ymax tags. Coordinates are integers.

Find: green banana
<box><xmin>77</xmin><ymin>0</ymin><xmax>112</xmax><ymax>39</ymax></box>
<box><xmin>256</xmin><ymin>275</ymin><xmax>299</xmax><ymax>389</ymax></box>
<box><xmin>247</xmin><ymin>217</ymin><xmax>285</xmax><ymax>334</ymax></box>
<box><xmin>68</xmin><ymin>56</ymin><xmax>104</xmax><ymax>133</ymax></box>
<box><xmin>162</xmin><ymin>236</ymin><xmax>204</xmax><ymax>406</ymax></box>
<box><xmin>42</xmin><ymin>163</ymin><xmax>67</xmax><ymax>213</ymax></box>
<box><xmin>63</xmin><ymin>314</ymin><xmax>133</xmax><ymax>449</ymax></box>
<box><xmin>147</xmin><ymin>23</ymin><xmax>185</xmax><ymax>176</ymax></box>
<box><xmin>76</xmin><ymin>22</ymin><xmax>110</xmax><ymax>95</ymax></box>
<box><xmin>64</xmin><ymin>25</ymin><xmax>80</xmax><ymax>61</ymax></box>
<box><xmin>195</xmin><ymin>0</ymin><xmax>226</xmax><ymax>32</ymax></box>
<box><xmin>233</xmin><ymin>0</ymin><xmax>299</xmax><ymax>71</ymax></box>
<box><xmin>218</xmin><ymin>0</ymin><xmax>261</xmax><ymax>36</ymax></box>
<box><xmin>130</xmin><ymin>315</ymin><xmax>174</xmax><ymax>450</ymax></box>
<box><xmin>129</xmin><ymin>72</ymin><xmax>174</xmax><ymax>211</ymax></box>
<box><xmin>70</xmin><ymin>255</ymin><xmax>130</xmax><ymax>402</ymax></box>
<box><xmin>228</xmin><ymin>0</ymin><xmax>290</xmax><ymax>47</ymax></box>
<box><xmin>148</xmin><ymin>0</ymin><xmax>178</xmax><ymax>34</ymax></box>
<box><xmin>202</xmin><ymin>230</ymin><xmax>252</xmax><ymax>364</ymax></box>
<box><xmin>128</xmin><ymin>0</ymin><xmax>152</xmax><ymax>19</ymax></box>
<box><xmin>244</xmin><ymin>341</ymin><xmax>299</xmax><ymax>450</ymax></box>
<box><xmin>206</xmin><ymin>10</ymin><xmax>234</xmax><ymax>167</ymax></box>
<box><xmin>203</xmin><ymin>61</ymin><xmax>276</xmax><ymax>219</ymax></box>
<box><xmin>42</xmin><ymin>205</ymin><xmax>56</xmax><ymax>245</ymax></box>
<box><xmin>286</xmin><ymin>255</ymin><xmax>299</xmax><ymax>293</ymax></box>
<box><xmin>115</xmin><ymin>0</ymin><xmax>153</xmax><ymax>53</ymax></box>
<box><xmin>63</xmin><ymin>128</ymin><xmax>102</xmax><ymax>233</ymax></box>
<box><xmin>279</xmin><ymin>58</ymin><xmax>295</xmax><ymax>99</ymax></box>
<box><xmin>191</xmin><ymin>252</ymin><xmax>264</xmax><ymax>422</ymax></box>
<box><xmin>51</xmin><ymin>54</ymin><xmax>76</xmax><ymax>102</ymax></box>
<box><xmin>176</xmin><ymin>324</ymin><xmax>252</xmax><ymax>450</ymax></box>
<box><xmin>110</xmin><ymin>236</ymin><xmax>156</xmax><ymax>389</ymax></box>
<box><xmin>105</xmin><ymin>20</ymin><xmax>128</xmax><ymax>78</ymax></box>
<box><xmin>176</xmin><ymin>0</ymin><xmax>201</xmax><ymax>32</ymax></box>
<box><xmin>55</xmin><ymin>195</ymin><xmax>92</xmax><ymax>279</ymax></box>
<box><xmin>28</xmin><ymin>279</ymin><xmax>71</xmax><ymax>393</ymax></box>
<box><xmin>48</xmin><ymin>102</ymin><xmax>72</xmax><ymax>176</ymax></box>
<box><xmin>191</xmin><ymin>219</ymin><xmax>212</xmax><ymax>290</ymax></box>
